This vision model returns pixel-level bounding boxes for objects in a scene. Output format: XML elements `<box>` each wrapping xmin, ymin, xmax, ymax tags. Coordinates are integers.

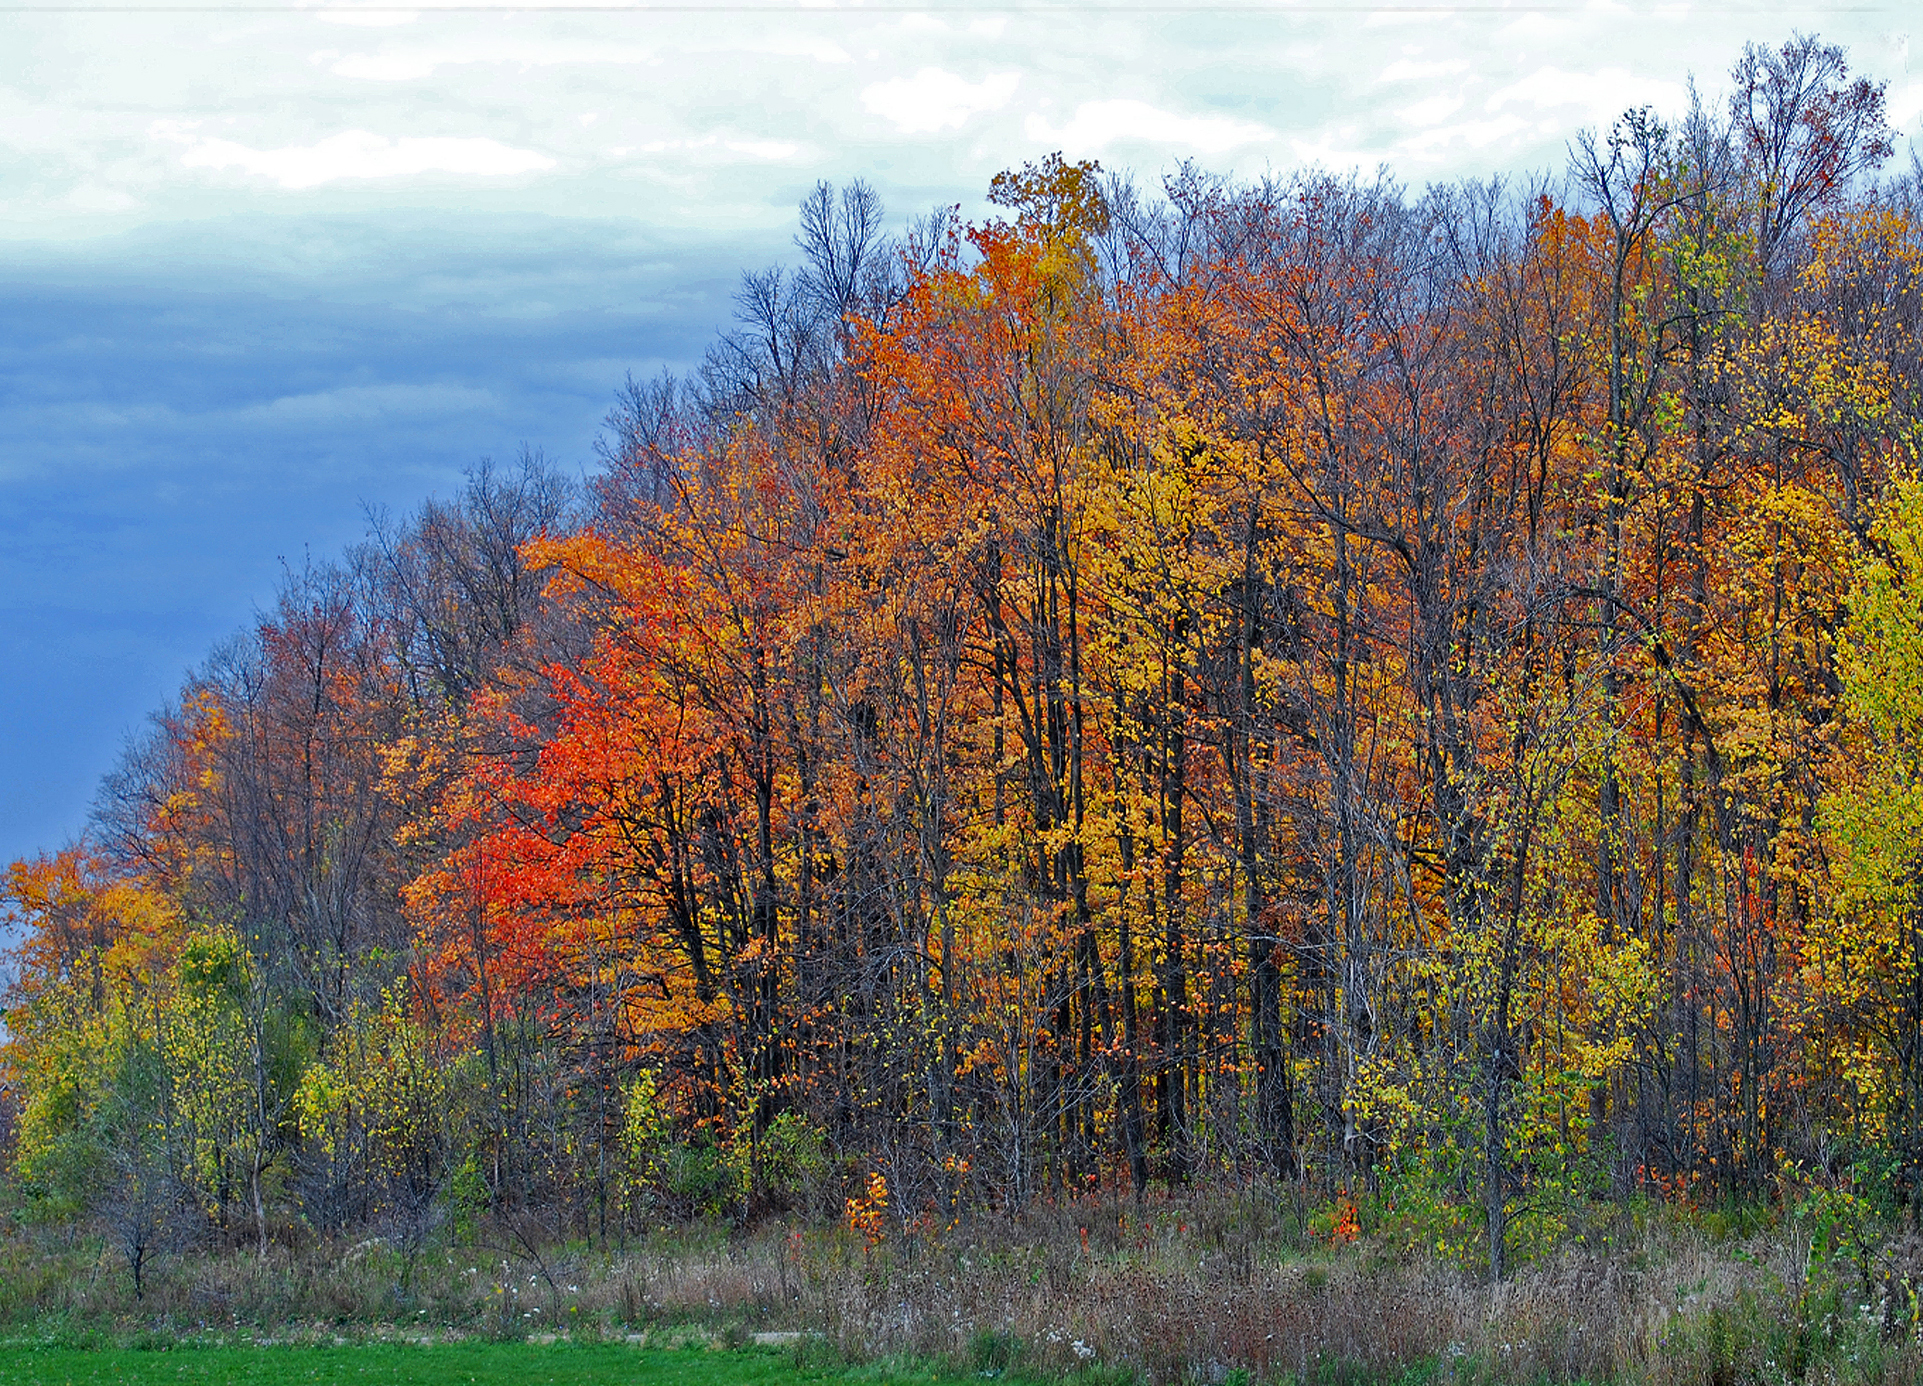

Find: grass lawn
<box><xmin>0</xmin><ymin>1343</ymin><xmax>928</xmax><ymax>1386</ymax></box>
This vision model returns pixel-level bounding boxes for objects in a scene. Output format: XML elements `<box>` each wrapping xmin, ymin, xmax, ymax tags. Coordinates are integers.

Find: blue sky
<box><xmin>2</xmin><ymin>0</ymin><xmax>1918</xmax><ymax>869</ymax></box>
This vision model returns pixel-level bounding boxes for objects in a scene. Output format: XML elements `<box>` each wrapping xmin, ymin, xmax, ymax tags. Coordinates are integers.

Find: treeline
<box><xmin>6</xmin><ymin>35</ymin><xmax>1923</xmax><ymax>1282</ymax></box>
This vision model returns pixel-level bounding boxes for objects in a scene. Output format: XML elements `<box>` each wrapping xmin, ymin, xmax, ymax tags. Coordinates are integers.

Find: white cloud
<box><xmin>1890</xmin><ymin>80</ymin><xmax>1923</xmax><ymax>134</ymax></box>
<box><xmin>1027</xmin><ymin>100</ymin><xmax>1271</xmax><ymax>156</ymax></box>
<box><xmin>62</xmin><ymin>185</ymin><xmax>140</xmax><ymax>213</ymax></box>
<box><xmin>235</xmin><ymin>382</ymin><xmax>499</xmax><ymax>426</ymax></box>
<box><xmin>152</xmin><ymin>125</ymin><xmax>553</xmax><ymax>189</ymax></box>
<box><xmin>331</xmin><ymin>52</ymin><xmax>440</xmax><ymax>81</ymax></box>
<box><xmin>1400</xmin><ymin>95</ymin><xmax>1462</xmax><ymax>127</ymax></box>
<box><xmin>1287</xmin><ymin>129</ymin><xmax>1372</xmax><ymax>170</ymax></box>
<box><xmin>1399</xmin><ymin>114</ymin><xmax>1532</xmax><ymax>157</ymax></box>
<box><xmin>861</xmin><ymin>68</ymin><xmax>1019</xmax><ymax>134</ymax></box>
<box><xmin>760</xmin><ymin>35</ymin><xmax>850</xmax><ymax>64</ymax></box>
<box><xmin>725</xmin><ymin>139</ymin><xmax>800</xmax><ymax>160</ymax></box>
<box><xmin>311</xmin><ymin>5</ymin><xmax>417</xmax><ymax>27</ymax></box>
<box><xmin>1487</xmin><ymin>66</ymin><xmax>1684</xmax><ymax>122</ymax></box>
<box><xmin>1378</xmin><ymin>58</ymin><xmax>1468</xmax><ymax>83</ymax></box>
<box><xmin>325</xmin><ymin>38</ymin><xmax>655</xmax><ymax>82</ymax></box>
<box><xmin>633</xmin><ymin>134</ymin><xmax>801</xmax><ymax>163</ymax></box>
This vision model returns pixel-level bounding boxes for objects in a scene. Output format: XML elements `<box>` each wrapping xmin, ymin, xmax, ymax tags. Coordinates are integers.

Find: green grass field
<box><xmin>0</xmin><ymin>1343</ymin><xmax>919</xmax><ymax>1386</ymax></box>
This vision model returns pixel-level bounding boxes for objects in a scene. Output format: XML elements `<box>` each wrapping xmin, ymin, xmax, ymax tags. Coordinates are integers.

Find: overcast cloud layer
<box><xmin>1</xmin><ymin>0</ymin><xmax>1918</xmax><ymax>869</ymax></box>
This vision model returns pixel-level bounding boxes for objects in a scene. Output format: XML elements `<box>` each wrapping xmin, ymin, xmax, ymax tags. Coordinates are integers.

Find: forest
<box><xmin>5</xmin><ymin>33</ymin><xmax>1923</xmax><ymax>1345</ymax></box>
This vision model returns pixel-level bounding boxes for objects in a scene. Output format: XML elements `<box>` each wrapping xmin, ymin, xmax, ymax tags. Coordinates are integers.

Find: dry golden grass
<box><xmin>2</xmin><ymin>1189</ymin><xmax>1920</xmax><ymax>1383</ymax></box>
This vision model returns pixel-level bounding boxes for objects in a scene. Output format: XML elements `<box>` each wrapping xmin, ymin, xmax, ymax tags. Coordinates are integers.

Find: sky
<box><xmin>1</xmin><ymin>0</ymin><xmax>1919</xmax><ymax>874</ymax></box>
